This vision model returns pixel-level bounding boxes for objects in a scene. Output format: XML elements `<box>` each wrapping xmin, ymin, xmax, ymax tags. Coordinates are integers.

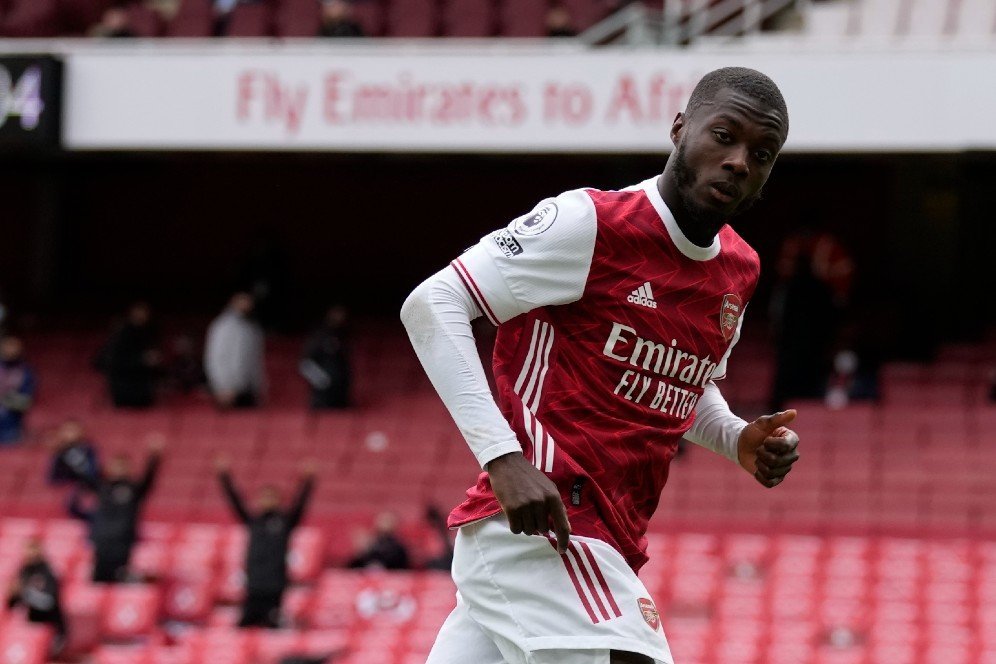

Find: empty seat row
<box><xmin>0</xmin><ymin>0</ymin><xmax>609</xmax><ymax>38</ymax></box>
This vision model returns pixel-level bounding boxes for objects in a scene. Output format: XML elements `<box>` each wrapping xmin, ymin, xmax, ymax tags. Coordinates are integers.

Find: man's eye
<box><xmin>713</xmin><ymin>129</ymin><xmax>732</xmax><ymax>143</ymax></box>
<box><xmin>755</xmin><ymin>150</ymin><xmax>772</xmax><ymax>163</ymax></box>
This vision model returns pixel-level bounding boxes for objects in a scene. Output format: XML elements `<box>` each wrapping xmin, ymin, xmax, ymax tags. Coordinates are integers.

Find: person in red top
<box><xmin>402</xmin><ymin>67</ymin><xmax>801</xmax><ymax>664</ymax></box>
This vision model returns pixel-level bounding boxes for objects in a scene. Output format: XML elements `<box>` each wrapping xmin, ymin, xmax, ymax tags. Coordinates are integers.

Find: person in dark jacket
<box><xmin>6</xmin><ymin>538</ymin><xmax>67</xmax><ymax>654</ymax></box>
<box><xmin>95</xmin><ymin>302</ymin><xmax>162</xmax><ymax>408</ymax></box>
<box><xmin>48</xmin><ymin>419</ymin><xmax>100</xmax><ymax>486</ymax></box>
<box><xmin>0</xmin><ymin>336</ymin><xmax>36</xmax><ymax>444</ymax></box>
<box><xmin>347</xmin><ymin>511</ymin><xmax>410</xmax><ymax>570</ymax></box>
<box><xmin>75</xmin><ymin>438</ymin><xmax>163</xmax><ymax>583</ymax></box>
<box><xmin>318</xmin><ymin>0</ymin><xmax>364</xmax><ymax>37</ymax></box>
<box><xmin>299</xmin><ymin>306</ymin><xmax>351</xmax><ymax>410</ymax></box>
<box><xmin>215</xmin><ymin>455</ymin><xmax>316</xmax><ymax>628</ymax></box>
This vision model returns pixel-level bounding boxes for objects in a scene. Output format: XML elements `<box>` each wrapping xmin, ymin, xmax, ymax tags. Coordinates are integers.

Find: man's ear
<box><xmin>670</xmin><ymin>112</ymin><xmax>685</xmax><ymax>146</ymax></box>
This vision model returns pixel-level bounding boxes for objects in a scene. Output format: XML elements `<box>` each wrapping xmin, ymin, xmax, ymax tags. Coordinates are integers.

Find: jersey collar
<box><xmin>642</xmin><ymin>176</ymin><xmax>722</xmax><ymax>262</ymax></box>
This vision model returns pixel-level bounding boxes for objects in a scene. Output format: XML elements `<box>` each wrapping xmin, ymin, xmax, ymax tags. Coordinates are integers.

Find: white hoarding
<box><xmin>52</xmin><ymin>44</ymin><xmax>996</xmax><ymax>152</ymax></box>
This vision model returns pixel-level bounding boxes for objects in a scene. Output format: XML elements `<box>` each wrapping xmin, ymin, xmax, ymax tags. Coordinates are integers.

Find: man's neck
<box><xmin>657</xmin><ymin>173</ymin><xmax>725</xmax><ymax>248</ymax></box>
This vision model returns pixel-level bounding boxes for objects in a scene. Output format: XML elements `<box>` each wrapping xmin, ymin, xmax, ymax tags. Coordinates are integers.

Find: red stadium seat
<box><xmin>164</xmin><ymin>576</ymin><xmax>216</xmax><ymax>623</ymax></box>
<box><xmin>224</xmin><ymin>0</ymin><xmax>275</xmax><ymax>36</ymax></box>
<box><xmin>253</xmin><ymin>630</ymin><xmax>303</xmax><ymax>664</ymax></box>
<box><xmin>288</xmin><ymin>527</ymin><xmax>325</xmax><ymax>583</ymax></box>
<box><xmin>95</xmin><ymin>645</ymin><xmax>152</xmax><ymax>664</ymax></box>
<box><xmin>167</xmin><ymin>0</ymin><xmax>214</xmax><ymax>36</ymax></box>
<box><xmin>62</xmin><ymin>583</ymin><xmax>109</xmax><ymax>655</ymax></box>
<box><xmin>125</xmin><ymin>3</ymin><xmax>165</xmax><ymax>37</ymax></box>
<box><xmin>0</xmin><ymin>620</ymin><xmax>53</xmax><ymax>664</ymax></box>
<box><xmin>275</xmin><ymin>0</ymin><xmax>320</xmax><ymax>36</ymax></box>
<box><xmin>102</xmin><ymin>584</ymin><xmax>162</xmax><ymax>640</ymax></box>
<box><xmin>498</xmin><ymin>0</ymin><xmax>548</xmax><ymax>36</ymax></box>
<box><xmin>57</xmin><ymin>0</ymin><xmax>112</xmax><ymax>34</ymax></box>
<box><xmin>385</xmin><ymin>0</ymin><xmax>437</xmax><ymax>36</ymax></box>
<box><xmin>441</xmin><ymin>0</ymin><xmax>495</xmax><ymax>37</ymax></box>
<box><xmin>0</xmin><ymin>0</ymin><xmax>60</xmax><ymax>37</ymax></box>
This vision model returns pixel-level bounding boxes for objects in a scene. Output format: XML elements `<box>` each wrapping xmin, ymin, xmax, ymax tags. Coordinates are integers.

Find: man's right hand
<box><xmin>486</xmin><ymin>452</ymin><xmax>571</xmax><ymax>554</ymax></box>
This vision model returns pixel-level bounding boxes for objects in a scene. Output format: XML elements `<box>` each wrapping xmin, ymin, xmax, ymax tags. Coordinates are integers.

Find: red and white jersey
<box><xmin>448</xmin><ymin>176</ymin><xmax>760</xmax><ymax>572</ymax></box>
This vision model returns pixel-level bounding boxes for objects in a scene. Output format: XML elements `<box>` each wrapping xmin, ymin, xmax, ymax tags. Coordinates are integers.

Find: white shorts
<box><xmin>427</xmin><ymin>515</ymin><xmax>673</xmax><ymax>664</ymax></box>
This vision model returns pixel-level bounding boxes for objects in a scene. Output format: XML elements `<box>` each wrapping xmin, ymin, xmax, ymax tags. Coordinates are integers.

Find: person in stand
<box><xmin>204</xmin><ymin>293</ymin><xmax>266</xmax><ymax>409</ymax></box>
<box><xmin>300</xmin><ymin>306</ymin><xmax>351</xmax><ymax>410</ymax></box>
<box><xmin>318</xmin><ymin>0</ymin><xmax>364</xmax><ymax>37</ymax></box>
<box><xmin>215</xmin><ymin>455</ymin><xmax>316</xmax><ymax>628</ymax></box>
<box><xmin>0</xmin><ymin>336</ymin><xmax>36</xmax><ymax>444</ymax></box>
<box><xmin>95</xmin><ymin>302</ymin><xmax>162</xmax><ymax>408</ymax></box>
<box><xmin>6</xmin><ymin>538</ymin><xmax>68</xmax><ymax>655</ymax></box>
<box><xmin>74</xmin><ymin>437</ymin><xmax>163</xmax><ymax>583</ymax></box>
<box><xmin>347</xmin><ymin>512</ymin><xmax>411</xmax><ymax>571</ymax></box>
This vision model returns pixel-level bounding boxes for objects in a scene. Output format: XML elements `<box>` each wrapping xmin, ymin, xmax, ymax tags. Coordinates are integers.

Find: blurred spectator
<box><xmin>216</xmin><ymin>455</ymin><xmax>316</xmax><ymax>628</ymax></box>
<box><xmin>89</xmin><ymin>3</ymin><xmax>137</xmax><ymax>37</ymax></box>
<box><xmin>318</xmin><ymin>0</ymin><xmax>364</xmax><ymax>37</ymax></box>
<box><xmin>348</xmin><ymin>512</ymin><xmax>410</xmax><ymax>570</ymax></box>
<box><xmin>5</xmin><ymin>538</ymin><xmax>67</xmax><ymax>655</ymax></box>
<box><xmin>423</xmin><ymin>505</ymin><xmax>454</xmax><ymax>571</ymax></box>
<box><xmin>47</xmin><ymin>419</ymin><xmax>100</xmax><ymax>487</ymax></box>
<box><xmin>546</xmin><ymin>5</ymin><xmax>577</xmax><ymax>37</ymax></box>
<box><xmin>300</xmin><ymin>306</ymin><xmax>352</xmax><ymax>409</ymax></box>
<box><xmin>74</xmin><ymin>437</ymin><xmax>163</xmax><ymax>583</ymax></box>
<box><xmin>205</xmin><ymin>293</ymin><xmax>266</xmax><ymax>409</ymax></box>
<box><xmin>769</xmin><ymin>229</ymin><xmax>854</xmax><ymax>410</ymax></box>
<box><xmin>0</xmin><ymin>336</ymin><xmax>36</xmax><ymax>444</ymax></box>
<box><xmin>95</xmin><ymin>302</ymin><xmax>162</xmax><ymax>409</ymax></box>
<box><xmin>167</xmin><ymin>334</ymin><xmax>205</xmax><ymax>394</ymax></box>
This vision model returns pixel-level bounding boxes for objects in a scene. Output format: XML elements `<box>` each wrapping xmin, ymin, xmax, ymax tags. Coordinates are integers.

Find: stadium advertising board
<box><xmin>0</xmin><ymin>55</ymin><xmax>62</xmax><ymax>150</ymax></box>
<box><xmin>60</xmin><ymin>46</ymin><xmax>996</xmax><ymax>152</ymax></box>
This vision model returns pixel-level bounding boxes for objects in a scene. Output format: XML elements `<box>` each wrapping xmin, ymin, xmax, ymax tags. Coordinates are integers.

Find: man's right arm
<box><xmin>401</xmin><ymin>189</ymin><xmax>596</xmax><ymax>551</ymax></box>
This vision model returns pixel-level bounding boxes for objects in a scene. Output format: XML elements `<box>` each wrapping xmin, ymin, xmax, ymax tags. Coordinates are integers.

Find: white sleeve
<box><xmin>683</xmin><ymin>381</ymin><xmax>747</xmax><ymax>464</ymax></box>
<box><xmin>401</xmin><ymin>266</ymin><xmax>523</xmax><ymax>469</ymax></box>
<box><xmin>711</xmin><ymin>304</ymin><xmax>746</xmax><ymax>381</ymax></box>
<box><xmin>451</xmin><ymin>188</ymin><xmax>598</xmax><ymax>324</ymax></box>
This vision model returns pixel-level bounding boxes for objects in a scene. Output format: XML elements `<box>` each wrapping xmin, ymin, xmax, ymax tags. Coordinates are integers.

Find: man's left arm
<box><xmin>684</xmin><ymin>381</ymin><xmax>800</xmax><ymax>488</ymax></box>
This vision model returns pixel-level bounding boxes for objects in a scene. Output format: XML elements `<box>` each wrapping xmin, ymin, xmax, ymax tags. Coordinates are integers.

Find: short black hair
<box><xmin>685</xmin><ymin>67</ymin><xmax>789</xmax><ymax>137</ymax></box>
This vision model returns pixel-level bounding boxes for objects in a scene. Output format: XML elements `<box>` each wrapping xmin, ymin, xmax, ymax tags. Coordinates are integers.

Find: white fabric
<box><xmin>455</xmin><ymin>188</ymin><xmax>598</xmax><ymax>324</ymax></box>
<box><xmin>639</xmin><ymin>177</ymin><xmax>722</xmax><ymax>261</ymax></box>
<box><xmin>683</xmin><ymin>381</ymin><xmax>748</xmax><ymax>464</ymax></box>
<box><xmin>203</xmin><ymin>309</ymin><xmax>266</xmax><ymax>396</ymax></box>
<box><xmin>401</xmin><ymin>268</ymin><xmax>522</xmax><ymax>469</ymax></box>
<box><xmin>426</xmin><ymin>514</ymin><xmax>673</xmax><ymax>664</ymax></box>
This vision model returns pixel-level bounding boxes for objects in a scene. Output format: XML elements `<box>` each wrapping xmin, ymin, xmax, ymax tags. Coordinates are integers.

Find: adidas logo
<box><xmin>627</xmin><ymin>282</ymin><xmax>658</xmax><ymax>309</ymax></box>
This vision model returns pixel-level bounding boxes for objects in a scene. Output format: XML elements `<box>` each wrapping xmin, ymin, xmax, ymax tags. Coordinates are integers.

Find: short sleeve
<box><xmin>711</xmin><ymin>304</ymin><xmax>746</xmax><ymax>381</ymax></box>
<box><xmin>450</xmin><ymin>189</ymin><xmax>597</xmax><ymax>325</ymax></box>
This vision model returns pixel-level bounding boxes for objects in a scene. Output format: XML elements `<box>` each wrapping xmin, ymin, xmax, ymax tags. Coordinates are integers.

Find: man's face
<box><xmin>107</xmin><ymin>455</ymin><xmax>130</xmax><ymax>479</ymax></box>
<box><xmin>24</xmin><ymin>539</ymin><xmax>43</xmax><ymax>565</ymax></box>
<box><xmin>256</xmin><ymin>486</ymin><xmax>281</xmax><ymax>511</ymax></box>
<box><xmin>0</xmin><ymin>337</ymin><xmax>22</xmax><ymax>362</ymax></box>
<box><xmin>670</xmin><ymin>87</ymin><xmax>786</xmax><ymax>226</ymax></box>
<box><xmin>59</xmin><ymin>421</ymin><xmax>84</xmax><ymax>444</ymax></box>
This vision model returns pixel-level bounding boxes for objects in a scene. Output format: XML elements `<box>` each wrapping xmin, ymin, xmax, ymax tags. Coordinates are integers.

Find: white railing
<box><xmin>580</xmin><ymin>0</ymin><xmax>804</xmax><ymax>46</ymax></box>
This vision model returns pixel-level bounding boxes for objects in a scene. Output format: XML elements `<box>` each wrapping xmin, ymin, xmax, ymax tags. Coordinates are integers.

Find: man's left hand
<box><xmin>737</xmin><ymin>409</ymin><xmax>800</xmax><ymax>488</ymax></box>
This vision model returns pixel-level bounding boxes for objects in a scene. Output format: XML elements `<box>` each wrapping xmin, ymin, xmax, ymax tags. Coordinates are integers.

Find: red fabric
<box><xmin>449</xmin><ymin>186</ymin><xmax>761</xmax><ymax>572</ymax></box>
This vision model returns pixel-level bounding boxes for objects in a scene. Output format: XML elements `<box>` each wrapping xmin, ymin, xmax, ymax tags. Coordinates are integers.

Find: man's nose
<box><xmin>722</xmin><ymin>146</ymin><xmax>749</xmax><ymax>177</ymax></box>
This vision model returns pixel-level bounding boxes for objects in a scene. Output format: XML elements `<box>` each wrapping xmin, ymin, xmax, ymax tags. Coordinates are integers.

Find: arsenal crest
<box><xmin>720</xmin><ymin>294</ymin><xmax>743</xmax><ymax>342</ymax></box>
<box><xmin>638</xmin><ymin>597</ymin><xmax>660</xmax><ymax>631</ymax></box>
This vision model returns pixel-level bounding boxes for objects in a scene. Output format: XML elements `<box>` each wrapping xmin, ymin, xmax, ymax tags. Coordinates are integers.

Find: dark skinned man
<box><xmin>403</xmin><ymin>67</ymin><xmax>799</xmax><ymax>664</ymax></box>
